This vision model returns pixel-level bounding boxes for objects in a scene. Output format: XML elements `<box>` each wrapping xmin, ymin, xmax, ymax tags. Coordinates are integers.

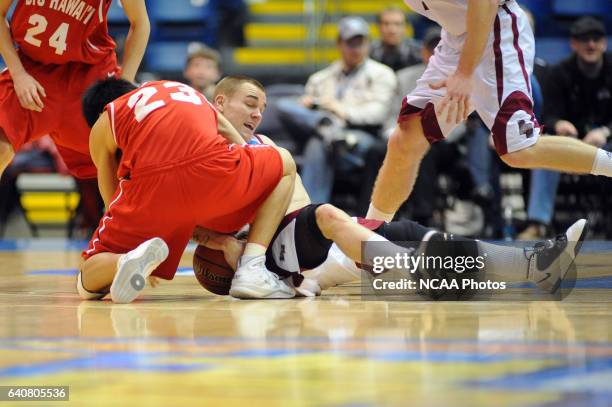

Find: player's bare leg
<box><xmin>316</xmin><ymin>204</ymin><xmax>417</xmax><ymax>265</ymax></box>
<box><xmin>79</xmin><ymin>253</ymin><xmax>122</xmax><ymax>295</ymax></box>
<box><xmin>501</xmin><ymin>136</ymin><xmax>610</xmax><ymax>175</ymax></box>
<box><xmin>368</xmin><ymin>117</ymin><xmax>430</xmax><ymax>221</ymax></box>
<box><xmin>230</xmin><ymin>147</ymin><xmax>297</xmax><ymax>299</ymax></box>
<box><xmin>78</xmin><ymin>238</ymin><xmax>168</xmax><ymax>303</ymax></box>
<box><xmin>0</xmin><ymin>130</ymin><xmax>15</xmax><ymax>176</ymax></box>
<box><xmin>245</xmin><ymin>146</ymin><xmax>296</xmax><ymax>252</ymax></box>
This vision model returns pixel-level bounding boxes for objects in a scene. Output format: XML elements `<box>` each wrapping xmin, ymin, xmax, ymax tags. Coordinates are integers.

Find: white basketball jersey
<box><xmin>403</xmin><ymin>0</ymin><xmax>510</xmax><ymax>36</ymax></box>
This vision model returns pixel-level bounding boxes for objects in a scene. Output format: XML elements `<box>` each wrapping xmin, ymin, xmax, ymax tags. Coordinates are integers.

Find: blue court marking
<box><xmin>465</xmin><ymin>357</ymin><xmax>612</xmax><ymax>393</ymax></box>
<box><xmin>2</xmin><ymin>336</ymin><xmax>612</xmax><ymax>349</ymax></box>
<box><xmin>0</xmin><ymin>239</ymin><xmax>198</xmax><ymax>252</ymax></box>
<box><xmin>0</xmin><ymin>351</ymin><xmax>213</xmax><ymax>377</ymax></box>
<box><xmin>0</xmin><ymin>239</ymin><xmax>89</xmax><ymax>251</ymax></box>
<box><xmin>508</xmin><ymin>275</ymin><xmax>612</xmax><ymax>289</ymax></box>
<box><xmin>26</xmin><ymin>267</ymin><xmax>196</xmax><ymax>276</ymax></box>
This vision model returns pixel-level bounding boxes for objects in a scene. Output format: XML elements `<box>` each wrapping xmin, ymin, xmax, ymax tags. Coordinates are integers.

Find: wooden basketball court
<box><xmin>0</xmin><ymin>240</ymin><xmax>610</xmax><ymax>406</ymax></box>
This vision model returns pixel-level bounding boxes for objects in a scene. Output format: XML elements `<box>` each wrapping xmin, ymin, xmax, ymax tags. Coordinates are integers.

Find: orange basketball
<box><xmin>193</xmin><ymin>245</ymin><xmax>235</xmax><ymax>295</ymax></box>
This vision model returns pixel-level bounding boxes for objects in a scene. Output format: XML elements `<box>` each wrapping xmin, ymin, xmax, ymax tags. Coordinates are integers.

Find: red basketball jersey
<box><xmin>106</xmin><ymin>80</ymin><xmax>241</xmax><ymax>178</ymax></box>
<box><xmin>10</xmin><ymin>0</ymin><xmax>116</xmax><ymax>65</ymax></box>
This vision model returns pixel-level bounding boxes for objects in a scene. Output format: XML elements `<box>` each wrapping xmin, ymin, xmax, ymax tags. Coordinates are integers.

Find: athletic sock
<box><xmin>366</xmin><ymin>203</ymin><xmax>395</xmax><ymax>222</ymax></box>
<box><xmin>475</xmin><ymin>240</ymin><xmax>528</xmax><ymax>277</ymax></box>
<box><xmin>590</xmin><ymin>149</ymin><xmax>612</xmax><ymax>177</ymax></box>
<box><xmin>238</xmin><ymin>243</ymin><xmax>267</xmax><ymax>268</ymax></box>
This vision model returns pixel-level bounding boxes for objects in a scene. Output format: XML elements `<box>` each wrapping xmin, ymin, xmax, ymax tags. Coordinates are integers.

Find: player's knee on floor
<box><xmin>76</xmin><ymin>272</ymin><xmax>107</xmax><ymax>300</ymax></box>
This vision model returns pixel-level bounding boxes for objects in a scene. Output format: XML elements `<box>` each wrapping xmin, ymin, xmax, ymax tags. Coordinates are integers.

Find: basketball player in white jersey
<box><xmin>193</xmin><ymin>75</ymin><xmax>587</xmax><ymax>298</ymax></box>
<box><xmin>366</xmin><ymin>0</ymin><xmax>612</xmax><ymax>223</ymax></box>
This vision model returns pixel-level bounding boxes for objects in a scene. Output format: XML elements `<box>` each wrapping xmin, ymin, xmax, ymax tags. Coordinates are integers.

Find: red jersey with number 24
<box><xmin>10</xmin><ymin>0</ymin><xmax>116</xmax><ymax>65</ymax></box>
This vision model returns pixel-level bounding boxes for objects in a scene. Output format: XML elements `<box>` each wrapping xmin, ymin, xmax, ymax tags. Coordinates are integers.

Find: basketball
<box><xmin>193</xmin><ymin>245</ymin><xmax>235</xmax><ymax>295</ymax></box>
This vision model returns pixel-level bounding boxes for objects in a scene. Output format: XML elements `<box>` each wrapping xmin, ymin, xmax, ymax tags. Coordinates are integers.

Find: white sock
<box><xmin>366</xmin><ymin>203</ymin><xmax>395</xmax><ymax>222</ymax></box>
<box><xmin>239</xmin><ymin>243</ymin><xmax>267</xmax><ymax>267</ymax></box>
<box><xmin>590</xmin><ymin>149</ymin><xmax>612</xmax><ymax>177</ymax></box>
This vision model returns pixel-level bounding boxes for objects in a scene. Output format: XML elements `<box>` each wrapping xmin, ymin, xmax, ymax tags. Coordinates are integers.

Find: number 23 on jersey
<box><xmin>127</xmin><ymin>82</ymin><xmax>205</xmax><ymax>122</ymax></box>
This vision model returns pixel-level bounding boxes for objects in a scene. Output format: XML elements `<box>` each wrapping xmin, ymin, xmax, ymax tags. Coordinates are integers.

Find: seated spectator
<box><xmin>370</xmin><ymin>6</ymin><xmax>421</xmax><ymax>72</ymax></box>
<box><xmin>277</xmin><ymin>16</ymin><xmax>396</xmax><ymax>203</ymax></box>
<box><xmin>183</xmin><ymin>43</ymin><xmax>221</xmax><ymax>101</ymax></box>
<box><xmin>520</xmin><ymin>17</ymin><xmax>612</xmax><ymax>239</ymax></box>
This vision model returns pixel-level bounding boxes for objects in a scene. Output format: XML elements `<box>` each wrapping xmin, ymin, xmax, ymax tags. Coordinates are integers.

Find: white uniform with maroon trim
<box><xmin>399</xmin><ymin>0</ymin><xmax>539</xmax><ymax>155</ymax></box>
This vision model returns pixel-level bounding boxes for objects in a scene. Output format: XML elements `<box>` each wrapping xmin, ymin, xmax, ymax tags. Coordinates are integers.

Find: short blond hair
<box><xmin>213</xmin><ymin>75</ymin><xmax>265</xmax><ymax>99</ymax></box>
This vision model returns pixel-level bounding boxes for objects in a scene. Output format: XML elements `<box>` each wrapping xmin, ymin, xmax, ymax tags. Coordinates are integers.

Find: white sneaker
<box><xmin>229</xmin><ymin>255</ymin><xmax>295</xmax><ymax>299</ymax></box>
<box><xmin>110</xmin><ymin>238</ymin><xmax>169</xmax><ymax>304</ymax></box>
<box><xmin>526</xmin><ymin>219</ymin><xmax>588</xmax><ymax>293</ymax></box>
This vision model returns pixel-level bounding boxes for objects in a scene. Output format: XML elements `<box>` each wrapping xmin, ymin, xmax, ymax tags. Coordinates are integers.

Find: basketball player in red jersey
<box><xmin>0</xmin><ymin>0</ymin><xmax>150</xmax><ymax>180</ymax></box>
<box><xmin>77</xmin><ymin>78</ymin><xmax>297</xmax><ymax>303</ymax></box>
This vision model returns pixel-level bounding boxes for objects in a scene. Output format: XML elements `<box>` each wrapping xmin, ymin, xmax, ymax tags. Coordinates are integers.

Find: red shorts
<box><xmin>0</xmin><ymin>52</ymin><xmax>120</xmax><ymax>179</ymax></box>
<box><xmin>82</xmin><ymin>144</ymin><xmax>284</xmax><ymax>280</ymax></box>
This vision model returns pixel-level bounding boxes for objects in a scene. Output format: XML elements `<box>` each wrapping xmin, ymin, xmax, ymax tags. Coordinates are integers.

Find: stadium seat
<box><xmin>144</xmin><ymin>42</ymin><xmax>190</xmax><ymax>73</ymax></box>
<box><xmin>147</xmin><ymin>0</ymin><xmax>210</xmax><ymax>23</ymax></box>
<box><xmin>107</xmin><ymin>0</ymin><xmax>128</xmax><ymax>24</ymax></box>
<box><xmin>553</xmin><ymin>0</ymin><xmax>611</xmax><ymax>17</ymax></box>
<box><xmin>535</xmin><ymin>37</ymin><xmax>571</xmax><ymax>64</ymax></box>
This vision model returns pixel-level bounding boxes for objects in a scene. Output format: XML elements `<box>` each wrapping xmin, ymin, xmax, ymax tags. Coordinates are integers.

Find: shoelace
<box><xmin>524</xmin><ymin>234</ymin><xmax>567</xmax><ymax>279</ymax></box>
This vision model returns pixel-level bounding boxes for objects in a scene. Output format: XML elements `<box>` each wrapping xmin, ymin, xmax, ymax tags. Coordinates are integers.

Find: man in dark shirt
<box><xmin>369</xmin><ymin>6</ymin><xmax>421</xmax><ymax>72</ymax></box>
<box><xmin>544</xmin><ymin>17</ymin><xmax>611</xmax><ymax>145</ymax></box>
<box><xmin>521</xmin><ymin>16</ymin><xmax>611</xmax><ymax>238</ymax></box>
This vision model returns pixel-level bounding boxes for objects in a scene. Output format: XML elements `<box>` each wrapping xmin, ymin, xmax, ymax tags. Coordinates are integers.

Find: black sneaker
<box><xmin>525</xmin><ymin>219</ymin><xmax>588</xmax><ymax>294</ymax></box>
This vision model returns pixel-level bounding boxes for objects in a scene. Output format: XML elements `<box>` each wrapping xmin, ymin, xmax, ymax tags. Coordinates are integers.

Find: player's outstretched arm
<box><xmin>430</xmin><ymin>0</ymin><xmax>498</xmax><ymax>125</ymax></box>
<box><xmin>120</xmin><ymin>0</ymin><xmax>150</xmax><ymax>82</ymax></box>
<box><xmin>89</xmin><ymin>112</ymin><xmax>119</xmax><ymax>208</ymax></box>
<box><xmin>0</xmin><ymin>0</ymin><xmax>46</xmax><ymax>112</ymax></box>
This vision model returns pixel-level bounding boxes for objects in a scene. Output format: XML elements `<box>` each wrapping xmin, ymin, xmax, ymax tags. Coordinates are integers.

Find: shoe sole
<box><xmin>110</xmin><ymin>238</ymin><xmax>169</xmax><ymax>304</ymax></box>
<box><xmin>229</xmin><ymin>283</ymin><xmax>295</xmax><ymax>299</ymax></box>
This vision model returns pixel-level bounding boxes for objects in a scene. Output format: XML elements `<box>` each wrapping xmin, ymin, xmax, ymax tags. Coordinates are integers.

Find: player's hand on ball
<box><xmin>12</xmin><ymin>70</ymin><xmax>46</xmax><ymax>112</ymax></box>
<box><xmin>222</xmin><ymin>237</ymin><xmax>245</xmax><ymax>271</ymax></box>
<box><xmin>430</xmin><ymin>72</ymin><xmax>473</xmax><ymax>125</ymax></box>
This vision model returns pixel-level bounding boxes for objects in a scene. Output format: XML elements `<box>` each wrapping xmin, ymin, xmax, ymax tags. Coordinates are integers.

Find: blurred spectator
<box><xmin>0</xmin><ymin>136</ymin><xmax>67</xmax><ymax>235</ymax></box>
<box><xmin>183</xmin><ymin>43</ymin><xmax>221</xmax><ymax>101</ymax></box>
<box><xmin>520</xmin><ymin>17</ymin><xmax>612</xmax><ymax>239</ymax></box>
<box><xmin>370</xmin><ymin>6</ymin><xmax>421</xmax><ymax>71</ymax></box>
<box><xmin>277</xmin><ymin>16</ymin><xmax>396</xmax><ymax>203</ymax></box>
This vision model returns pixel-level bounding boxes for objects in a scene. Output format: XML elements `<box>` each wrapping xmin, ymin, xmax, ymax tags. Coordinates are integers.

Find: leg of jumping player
<box><xmin>501</xmin><ymin>136</ymin><xmax>612</xmax><ymax>176</ymax></box>
<box><xmin>367</xmin><ymin>117</ymin><xmax>430</xmax><ymax>222</ymax></box>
